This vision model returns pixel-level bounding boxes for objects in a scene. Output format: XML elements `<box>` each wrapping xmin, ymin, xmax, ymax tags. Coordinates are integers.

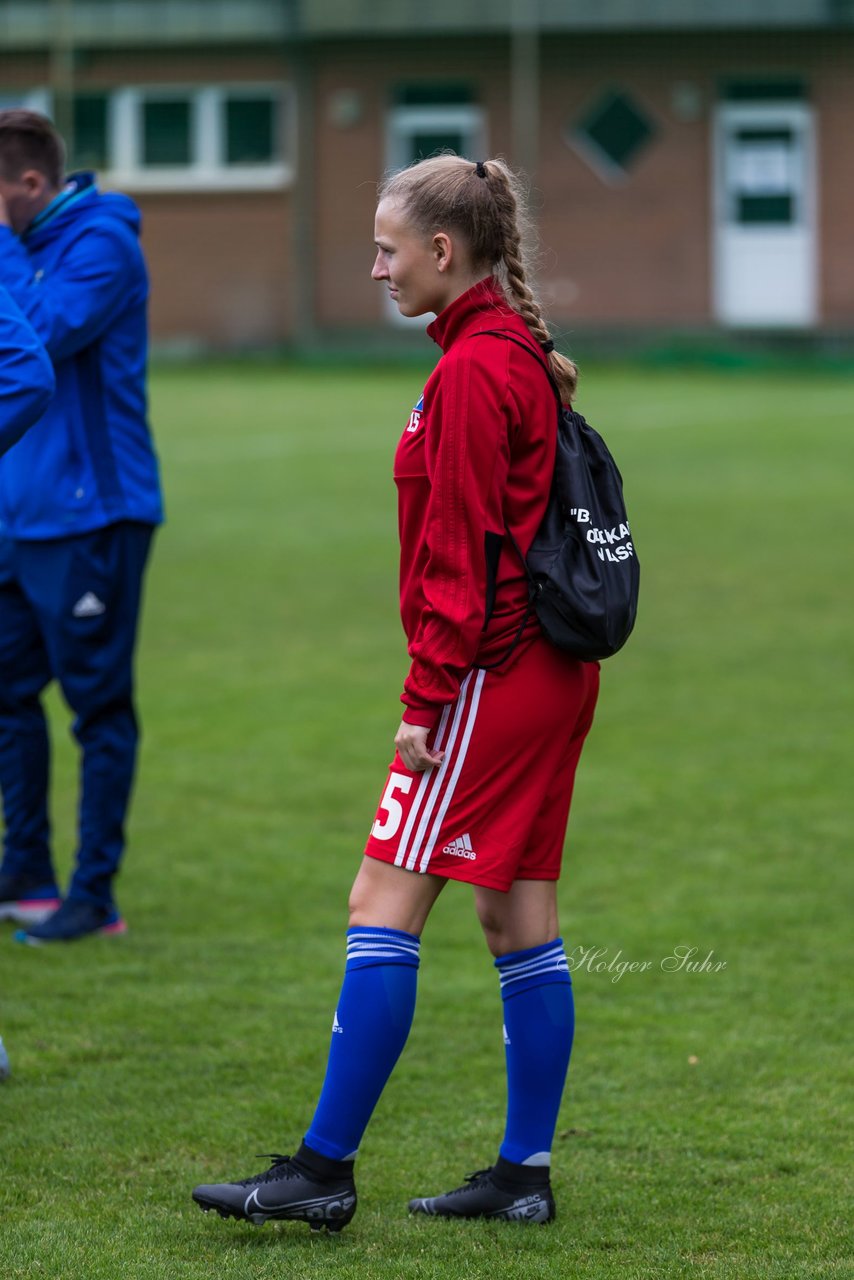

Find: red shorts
<box><xmin>364</xmin><ymin>640</ymin><xmax>600</xmax><ymax>892</ymax></box>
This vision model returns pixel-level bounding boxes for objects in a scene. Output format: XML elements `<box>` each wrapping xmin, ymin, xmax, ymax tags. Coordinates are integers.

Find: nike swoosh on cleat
<box><xmin>244</xmin><ymin>1189</ymin><xmax>355</xmax><ymax>1218</ymax></box>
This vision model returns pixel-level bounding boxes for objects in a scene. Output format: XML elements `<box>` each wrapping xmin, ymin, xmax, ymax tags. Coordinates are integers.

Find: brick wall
<box><xmin>1</xmin><ymin>30</ymin><xmax>852</xmax><ymax>345</ymax></box>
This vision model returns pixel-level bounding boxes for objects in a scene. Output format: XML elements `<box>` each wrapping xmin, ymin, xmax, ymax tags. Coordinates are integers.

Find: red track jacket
<box><xmin>396</xmin><ymin>277</ymin><xmax>558</xmax><ymax>728</ymax></box>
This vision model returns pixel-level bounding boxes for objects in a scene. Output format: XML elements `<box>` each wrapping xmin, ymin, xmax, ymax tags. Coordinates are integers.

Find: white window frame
<box><xmin>384</xmin><ymin>104</ymin><xmax>487</xmax><ymax>327</ymax></box>
<box><xmin>386</xmin><ymin>104</ymin><xmax>486</xmax><ymax>174</ymax></box>
<box><xmin>713</xmin><ymin>102</ymin><xmax>814</xmax><ymax>232</ymax></box>
<box><xmin>104</xmin><ymin>83</ymin><xmax>293</xmax><ymax>192</ymax></box>
<box><xmin>0</xmin><ymin>88</ymin><xmax>51</xmax><ymax>114</ymax></box>
<box><xmin>565</xmin><ymin>89</ymin><xmax>656</xmax><ymax>188</ymax></box>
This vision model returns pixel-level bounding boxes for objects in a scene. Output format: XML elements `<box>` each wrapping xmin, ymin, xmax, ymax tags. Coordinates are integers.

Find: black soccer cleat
<box><xmin>409</xmin><ymin>1157</ymin><xmax>555</xmax><ymax>1224</ymax></box>
<box><xmin>192</xmin><ymin>1148</ymin><xmax>357</xmax><ymax>1233</ymax></box>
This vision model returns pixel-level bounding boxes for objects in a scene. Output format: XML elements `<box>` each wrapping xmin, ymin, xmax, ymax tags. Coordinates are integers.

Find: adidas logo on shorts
<box><xmin>442</xmin><ymin>833</ymin><xmax>476</xmax><ymax>861</ymax></box>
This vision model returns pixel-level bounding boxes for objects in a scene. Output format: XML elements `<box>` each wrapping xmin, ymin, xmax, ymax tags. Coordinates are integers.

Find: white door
<box><xmin>713</xmin><ymin>103</ymin><xmax>817</xmax><ymax>327</ymax></box>
<box><xmin>384</xmin><ymin>104</ymin><xmax>486</xmax><ymax>327</ymax></box>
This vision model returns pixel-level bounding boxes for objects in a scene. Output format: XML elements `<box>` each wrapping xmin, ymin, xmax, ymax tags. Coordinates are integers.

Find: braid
<box><xmin>502</xmin><ymin>225</ymin><xmax>550</xmax><ymax>345</ymax></box>
<box><xmin>482</xmin><ymin>160</ymin><xmax>578</xmax><ymax>404</ymax></box>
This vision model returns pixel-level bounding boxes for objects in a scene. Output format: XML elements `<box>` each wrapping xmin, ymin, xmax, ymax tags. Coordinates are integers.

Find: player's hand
<box><xmin>0</xmin><ymin>193</ymin><xmax>10</xmax><ymax>227</ymax></box>
<box><xmin>394</xmin><ymin>720</ymin><xmax>445</xmax><ymax>773</ymax></box>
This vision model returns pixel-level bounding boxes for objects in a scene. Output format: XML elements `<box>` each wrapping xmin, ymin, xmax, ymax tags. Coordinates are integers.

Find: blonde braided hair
<box><xmin>379</xmin><ymin>153</ymin><xmax>577</xmax><ymax>402</ymax></box>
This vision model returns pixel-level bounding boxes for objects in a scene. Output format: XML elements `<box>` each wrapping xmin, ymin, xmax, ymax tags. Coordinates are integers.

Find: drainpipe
<box><xmin>49</xmin><ymin>0</ymin><xmax>75</xmax><ymax>158</ymax></box>
<box><xmin>510</xmin><ymin>0</ymin><xmax>540</xmax><ymax>181</ymax></box>
<box><xmin>291</xmin><ymin>31</ymin><xmax>317</xmax><ymax>350</ymax></box>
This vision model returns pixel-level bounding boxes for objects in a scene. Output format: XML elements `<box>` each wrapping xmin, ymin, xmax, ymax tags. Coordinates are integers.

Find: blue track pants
<box><xmin>0</xmin><ymin>521</ymin><xmax>154</xmax><ymax>906</ymax></box>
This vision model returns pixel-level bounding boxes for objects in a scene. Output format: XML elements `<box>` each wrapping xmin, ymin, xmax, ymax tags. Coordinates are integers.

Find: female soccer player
<box><xmin>192</xmin><ymin>155</ymin><xmax>600</xmax><ymax>1231</ymax></box>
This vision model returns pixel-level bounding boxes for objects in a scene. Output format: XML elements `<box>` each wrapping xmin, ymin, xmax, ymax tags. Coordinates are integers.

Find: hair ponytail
<box><xmin>379</xmin><ymin>153</ymin><xmax>577</xmax><ymax>403</ymax></box>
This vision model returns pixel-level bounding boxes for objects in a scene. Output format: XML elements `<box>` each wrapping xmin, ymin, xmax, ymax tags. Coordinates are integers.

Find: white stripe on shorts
<box><xmin>394</xmin><ymin>700</ymin><xmax>453</xmax><ymax>869</ymax></box>
<box><xmin>417</xmin><ymin>668</ymin><xmax>485</xmax><ymax>874</ymax></box>
<box><xmin>401</xmin><ymin>671</ymin><xmax>478</xmax><ymax>873</ymax></box>
<box><xmin>394</xmin><ymin>670</ymin><xmax>485</xmax><ymax>874</ymax></box>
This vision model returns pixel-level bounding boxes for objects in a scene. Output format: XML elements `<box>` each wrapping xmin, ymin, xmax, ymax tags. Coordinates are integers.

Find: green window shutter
<box><xmin>225</xmin><ymin>95</ymin><xmax>276</xmax><ymax>165</ymax></box>
<box><xmin>143</xmin><ymin>98</ymin><xmax>192</xmax><ymax>166</ymax></box>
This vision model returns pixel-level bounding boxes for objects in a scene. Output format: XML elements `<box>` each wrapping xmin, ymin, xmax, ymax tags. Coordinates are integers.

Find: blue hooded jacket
<box><xmin>0</xmin><ymin>284</ymin><xmax>55</xmax><ymax>456</ymax></box>
<box><xmin>0</xmin><ymin>172</ymin><xmax>163</xmax><ymax>539</ymax></box>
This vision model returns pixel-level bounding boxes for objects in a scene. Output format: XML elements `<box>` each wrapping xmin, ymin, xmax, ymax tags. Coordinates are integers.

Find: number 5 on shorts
<box><xmin>371</xmin><ymin>771</ymin><xmax>414</xmax><ymax>841</ymax></box>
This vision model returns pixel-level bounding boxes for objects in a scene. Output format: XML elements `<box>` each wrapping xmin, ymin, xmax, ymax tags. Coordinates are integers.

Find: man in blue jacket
<box><xmin>0</xmin><ymin>110</ymin><xmax>163</xmax><ymax>943</ymax></box>
<box><xmin>0</xmin><ymin>283</ymin><xmax>55</xmax><ymax>454</ymax></box>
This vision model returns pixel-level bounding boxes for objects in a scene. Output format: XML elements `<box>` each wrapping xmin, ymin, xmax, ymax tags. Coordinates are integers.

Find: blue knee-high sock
<box><xmin>304</xmin><ymin>926</ymin><xmax>420</xmax><ymax>1162</ymax></box>
<box><xmin>495</xmin><ymin>938</ymin><xmax>574</xmax><ymax>1167</ymax></box>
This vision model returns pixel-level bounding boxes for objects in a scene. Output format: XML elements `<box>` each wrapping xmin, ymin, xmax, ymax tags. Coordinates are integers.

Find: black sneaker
<box><xmin>409</xmin><ymin>1156</ymin><xmax>555</xmax><ymax>1224</ymax></box>
<box><xmin>192</xmin><ymin>1147</ymin><xmax>357</xmax><ymax>1233</ymax></box>
<box><xmin>0</xmin><ymin>872</ymin><xmax>61</xmax><ymax>925</ymax></box>
<box><xmin>14</xmin><ymin>898</ymin><xmax>126</xmax><ymax>945</ymax></box>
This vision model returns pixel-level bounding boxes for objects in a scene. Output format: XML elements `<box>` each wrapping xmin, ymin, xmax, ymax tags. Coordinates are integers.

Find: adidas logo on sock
<box><xmin>72</xmin><ymin>592</ymin><xmax>106</xmax><ymax>618</ymax></box>
<box><xmin>442</xmin><ymin>833</ymin><xmax>476</xmax><ymax>861</ymax></box>
<box><xmin>332</xmin><ymin>1011</ymin><xmax>343</xmax><ymax>1034</ymax></box>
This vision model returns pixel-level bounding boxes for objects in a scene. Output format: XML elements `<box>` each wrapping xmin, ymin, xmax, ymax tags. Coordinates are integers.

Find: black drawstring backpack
<box><xmin>475</xmin><ymin>329</ymin><xmax>640</xmax><ymax>665</ymax></box>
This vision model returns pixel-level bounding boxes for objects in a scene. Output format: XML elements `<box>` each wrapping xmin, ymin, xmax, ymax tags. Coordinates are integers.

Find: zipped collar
<box><xmin>427</xmin><ymin>276</ymin><xmax>518</xmax><ymax>353</ymax></box>
<box><xmin>24</xmin><ymin>172</ymin><xmax>97</xmax><ymax>241</ymax></box>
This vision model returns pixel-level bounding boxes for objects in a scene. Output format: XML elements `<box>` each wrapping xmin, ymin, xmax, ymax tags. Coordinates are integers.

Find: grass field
<box><xmin>1</xmin><ymin>359</ymin><xmax>851</xmax><ymax>1279</ymax></box>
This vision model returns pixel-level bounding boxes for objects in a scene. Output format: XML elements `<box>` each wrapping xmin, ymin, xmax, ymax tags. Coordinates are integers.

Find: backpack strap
<box><xmin>469</xmin><ymin>326</ymin><xmax>562</xmax><ymax>583</ymax></box>
<box><xmin>471</xmin><ymin>328</ymin><xmax>563</xmax><ymax>409</ymax></box>
<box><xmin>474</xmin><ymin>591</ymin><xmax>538</xmax><ymax>671</ymax></box>
<box><xmin>468</xmin><ymin>328</ymin><xmax>559</xmax><ymax>670</ymax></box>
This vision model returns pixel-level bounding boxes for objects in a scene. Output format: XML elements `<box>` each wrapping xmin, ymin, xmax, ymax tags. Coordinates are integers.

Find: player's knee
<box><xmin>476</xmin><ymin>901</ymin><xmax>510</xmax><ymax>956</ymax></box>
<box><xmin>347</xmin><ymin>869</ymin><xmax>372</xmax><ymax>924</ymax></box>
<box><xmin>347</xmin><ymin>870</ymin><xmax>391</xmax><ymax>928</ymax></box>
<box><xmin>475</xmin><ymin>892</ymin><xmax>560</xmax><ymax>957</ymax></box>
